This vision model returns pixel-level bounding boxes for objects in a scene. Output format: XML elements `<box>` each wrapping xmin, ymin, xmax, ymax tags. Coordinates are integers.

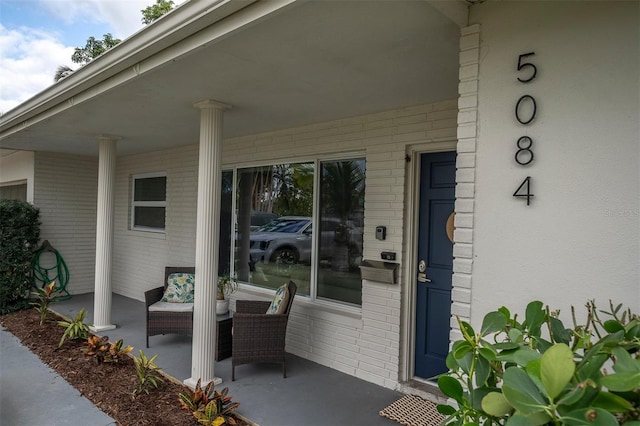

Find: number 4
<box><xmin>513</xmin><ymin>176</ymin><xmax>534</xmax><ymax>205</ymax></box>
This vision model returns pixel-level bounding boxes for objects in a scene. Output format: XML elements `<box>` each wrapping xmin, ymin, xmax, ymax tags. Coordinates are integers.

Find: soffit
<box><xmin>0</xmin><ymin>0</ymin><xmax>463</xmax><ymax>156</ymax></box>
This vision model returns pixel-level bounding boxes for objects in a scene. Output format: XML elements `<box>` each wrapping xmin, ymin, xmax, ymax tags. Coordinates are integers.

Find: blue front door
<box><xmin>414</xmin><ymin>151</ymin><xmax>456</xmax><ymax>379</ymax></box>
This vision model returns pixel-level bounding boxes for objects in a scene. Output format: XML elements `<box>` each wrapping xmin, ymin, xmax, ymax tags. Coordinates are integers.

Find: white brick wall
<box><xmin>111</xmin><ymin>144</ymin><xmax>199</xmax><ymax>300</ymax></box>
<box><xmin>33</xmin><ymin>152</ymin><xmax>98</xmax><ymax>294</ymax></box>
<box><xmin>106</xmin><ymin>99</ymin><xmax>458</xmax><ymax>389</ymax></box>
<box><xmin>451</xmin><ymin>23</ymin><xmax>481</xmax><ymax>336</ymax></box>
<box><xmin>225</xmin><ymin>100</ymin><xmax>457</xmax><ymax>388</ymax></box>
<box><xmin>25</xmin><ymin>98</ymin><xmax>458</xmax><ymax>390</ymax></box>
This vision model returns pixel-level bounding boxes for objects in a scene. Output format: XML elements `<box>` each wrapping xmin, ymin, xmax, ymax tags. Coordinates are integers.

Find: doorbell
<box><xmin>375</xmin><ymin>226</ymin><xmax>386</xmax><ymax>240</ymax></box>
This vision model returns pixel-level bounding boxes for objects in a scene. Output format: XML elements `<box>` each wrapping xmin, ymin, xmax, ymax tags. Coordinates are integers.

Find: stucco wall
<box><xmin>0</xmin><ymin>150</ymin><xmax>34</xmax><ymax>202</ymax></box>
<box><xmin>467</xmin><ymin>1</ymin><xmax>640</xmax><ymax>326</ymax></box>
<box><xmin>33</xmin><ymin>152</ymin><xmax>98</xmax><ymax>294</ymax></box>
<box><xmin>111</xmin><ymin>99</ymin><xmax>458</xmax><ymax>388</ymax></box>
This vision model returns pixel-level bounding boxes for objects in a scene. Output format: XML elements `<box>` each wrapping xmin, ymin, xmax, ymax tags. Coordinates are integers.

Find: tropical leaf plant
<box><xmin>437</xmin><ymin>300</ymin><xmax>640</xmax><ymax>425</ymax></box>
<box><xmin>179</xmin><ymin>379</ymin><xmax>240</xmax><ymax>425</ymax></box>
<box><xmin>132</xmin><ymin>350</ymin><xmax>164</xmax><ymax>397</ymax></box>
<box><xmin>58</xmin><ymin>308</ymin><xmax>92</xmax><ymax>347</ymax></box>
<box><xmin>82</xmin><ymin>335</ymin><xmax>133</xmax><ymax>364</ymax></box>
<box><xmin>31</xmin><ymin>282</ymin><xmax>59</xmax><ymax>325</ymax></box>
<box><xmin>179</xmin><ymin>378</ymin><xmax>215</xmax><ymax>412</ymax></box>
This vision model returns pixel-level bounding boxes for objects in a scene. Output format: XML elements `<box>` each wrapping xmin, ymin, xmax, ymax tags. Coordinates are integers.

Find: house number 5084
<box><xmin>512</xmin><ymin>52</ymin><xmax>538</xmax><ymax>206</ymax></box>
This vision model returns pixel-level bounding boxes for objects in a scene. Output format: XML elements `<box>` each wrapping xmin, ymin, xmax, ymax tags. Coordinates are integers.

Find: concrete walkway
<box><xmin>2</xmin><ymin>293</ymin><xmax>404</xmax><ymax>426</ymax></box>
<box><xmin>0</xmin><ymin>326</ymin><xmax>116</xmax><ymax>426</ymax></box>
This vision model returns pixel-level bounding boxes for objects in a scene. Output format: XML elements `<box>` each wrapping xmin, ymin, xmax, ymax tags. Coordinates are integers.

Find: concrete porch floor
<box><xmin>51</xmin><ymin>293</ymin><xmax>405</xmax><ymax>426</ymax></box>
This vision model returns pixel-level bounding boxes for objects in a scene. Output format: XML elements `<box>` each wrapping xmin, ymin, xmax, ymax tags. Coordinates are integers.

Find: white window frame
<box><xmin>0</xmin><ymin>179</ymin><xmax>28</xmax><ymax>202</ymax></box>
<box><xmin>131</xmin><ymin>172</ymin><xmax>167</xmax><ymax>233</ymax></box>
<box><xmin>228</xmin><ymin>152</ymin><xmax>365</xmax><ymax>310</ymax></box>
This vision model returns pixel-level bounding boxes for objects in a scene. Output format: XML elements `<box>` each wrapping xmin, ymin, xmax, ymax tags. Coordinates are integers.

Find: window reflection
<box><xmin>317</xmin><ymin>160</ymin><xmax>365</xmax><ymax>305</ymax></box>
<box><xmin>234</xmin><ymin>164</ymin><xmax>314</xmax><ymax>296</ymax></box>
<box><xmin>230</xmin><ymin>159</ymin><xmax>365</xmax><ymax>305</ymax></box>
<box><xmin>219</xmin><ymin>170</ymin><xmax>233</xmax><ymax>276</ymax></box>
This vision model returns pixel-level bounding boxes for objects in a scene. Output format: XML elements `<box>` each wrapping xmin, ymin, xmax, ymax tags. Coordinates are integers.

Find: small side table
<box><xmin>215</xmin><ymin>311</ymin><xmax>233</xmax><ymax>361</ymax></box>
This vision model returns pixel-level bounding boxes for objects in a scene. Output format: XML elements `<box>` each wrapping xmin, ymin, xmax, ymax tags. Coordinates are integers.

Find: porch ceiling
<box><xmin>0</xmin><ymin>0</ymin><xmax>464</xmax><ymax>157</ymax></box>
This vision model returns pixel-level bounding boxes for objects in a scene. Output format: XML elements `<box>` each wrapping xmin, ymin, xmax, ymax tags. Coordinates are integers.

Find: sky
<box><xmin>0</xmin><ymin>0</ymin><xmax>158</xmax><ymax>115</ymax></box>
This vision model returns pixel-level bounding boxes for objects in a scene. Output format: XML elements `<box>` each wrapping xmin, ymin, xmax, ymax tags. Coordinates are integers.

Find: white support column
<box><xmin>185</xmin><ymin>100</ymin><xmax>231</xmax><ymax>389</ymax></box>
<box><xmin>92</xmin><ymin>136</ymin><xmax>118</xmax><ymax>332</ymax></box>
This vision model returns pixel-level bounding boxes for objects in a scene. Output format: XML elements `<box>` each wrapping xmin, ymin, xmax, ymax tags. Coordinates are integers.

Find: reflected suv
<box><xmin>250</xmin><ymin>217</ymin><xmax>313</xmax><ymax>264</ymax></box>
<box><xmin>249</xmin><ymin>216</ymin><xmax>362</xmax><ymax>265</ymax></box>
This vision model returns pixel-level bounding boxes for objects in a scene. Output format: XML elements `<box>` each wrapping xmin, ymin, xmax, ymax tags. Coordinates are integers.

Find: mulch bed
<box><xmin>0</xmin><ymin>308</ymin><xmax>249</xmax><ymax>426</ymax></box>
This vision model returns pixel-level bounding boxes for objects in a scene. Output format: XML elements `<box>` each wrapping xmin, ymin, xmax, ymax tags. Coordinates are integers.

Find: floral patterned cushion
<box><xmin>266</xmin><ymin>283</ymin><xmax>290</xmax><ymax>315</ymax></box>
<box><xmin>161</xmin><ymin>273</ymin><xmax>195</xmax><ymax>303</ymax></box>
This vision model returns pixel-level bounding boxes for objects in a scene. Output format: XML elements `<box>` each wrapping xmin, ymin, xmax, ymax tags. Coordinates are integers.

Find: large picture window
<box><xmin>317</xmin><ymin>159</ymin><xmax>365</xmax><ymax>305</ymax></box>
<box><xmin>231</xmin><ymin>158</ymin><xmax>365</xmax><ymax>306</ymax></box>
<box><xmin>131</xmin><ymin>173</ymin><xmax>166</xmax><ymax>232</ymax></box>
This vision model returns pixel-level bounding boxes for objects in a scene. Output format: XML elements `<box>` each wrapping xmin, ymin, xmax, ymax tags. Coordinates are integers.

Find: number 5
<box><xmin>517</xmin><ymin>52</ymin><xmax>537</xmax><ymax>83</ymax></box>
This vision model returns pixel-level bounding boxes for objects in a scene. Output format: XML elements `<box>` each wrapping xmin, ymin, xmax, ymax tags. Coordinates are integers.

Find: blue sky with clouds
<box><xmin>0</xmin><ymin>0</ymin><xmax>156</xmax><ymax>114</ymax></box>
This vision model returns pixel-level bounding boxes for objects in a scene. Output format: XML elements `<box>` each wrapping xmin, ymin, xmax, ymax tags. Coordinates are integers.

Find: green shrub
<box><xmin>0</xmin><ymin>199</ymin><xmax>41</xmax><ymax>314</ymax></box>
<box><xmin>437</xmin><ymin>300</ymin><xmax>640</xmax><ymax>425</ymax></box>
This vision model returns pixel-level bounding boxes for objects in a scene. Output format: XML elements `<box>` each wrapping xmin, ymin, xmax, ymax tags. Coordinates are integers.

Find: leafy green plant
<box><xmin>437</xmin><ymin>300</ymin><xmax>640</xmax><ymax>425</ymax></box>
<box><xmin>0</xmin><ymin>199</ymin><xmax>41</xmax><ymax>314</ymax></box>
<box><xmin>31</xmin><ymin>282</ymin><xmax>59</xmax><ymax>325</ymax></box>
<box><xmin>179</xmin><ymin>379</ymin><xmax>240</xmax><ymax>425</ymax></box>
<box><xmin>82</xmin><ymin>335</ymin><xmax>133</xmax><ymax>363</ymax></box>
<box><xmin>58</xmin><ymin>308</ymin><xmax>92</xmax><ymax>347</ymax></box>
<box><xmin>83</xmin><ymin>335</ymin><xmax>107</xmax><ymax>358</ymax></box>
<box><xmin>199</xmin><ymin>387</ymin><xmax>240</xmax><ymax>426</ymax></box>
<box><xmin>193</xmin><ymin>402</ymin><xmax>226</xmax><ymax>426</ymax></box>
<box><xmin>217</xmin><ymin>275</ymin><xmax>238</xmax><ymax>301</ymax></box>
<box><xmin>179</xmin><ymin>378</ymin><xmax>215</xmax><ymax>412</ymax></box>
<box><xmin>132</xmin><ymin>350</ymin><xmax>165</xmax><ymax>397</ymax></box>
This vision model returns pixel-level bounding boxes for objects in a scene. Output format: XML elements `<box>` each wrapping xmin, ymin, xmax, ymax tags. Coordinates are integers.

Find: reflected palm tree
<box><xmin>321</xmin><ymin>160</ymin><xmax>365</xmax><ymax>271</ymax></box>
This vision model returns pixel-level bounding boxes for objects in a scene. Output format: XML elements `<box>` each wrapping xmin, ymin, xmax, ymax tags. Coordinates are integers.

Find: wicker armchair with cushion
<box><xmin>145</xmin><ymin>266</ymin><xmax>196</xmax><ymax>348</ymax></box>
<box><xmin>232</xmin><ymin>280</ymin><xmax>297</xmax><ymax>380</ymax></box>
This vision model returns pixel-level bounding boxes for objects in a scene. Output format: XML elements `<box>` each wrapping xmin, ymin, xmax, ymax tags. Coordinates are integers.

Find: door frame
<box><xmin>400</xmin><ymin>140</ymin><xmax>457</xmax><ymax>383</ymax></box>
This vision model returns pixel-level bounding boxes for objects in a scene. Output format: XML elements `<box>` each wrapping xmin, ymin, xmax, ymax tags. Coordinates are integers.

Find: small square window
<box><xmin>0</xmin><ymin>182</ymin><xmax>27</xmax><ymax>201</ymax></box>
<box><xmin>131</xmin><ymin>173</ymin><xmax>166</xmax><ymax>232</ymax></box>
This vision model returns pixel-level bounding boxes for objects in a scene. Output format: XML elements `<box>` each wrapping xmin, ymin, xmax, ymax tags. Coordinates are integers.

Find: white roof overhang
<box><xmin>0</xmin><ymin>0</ymin><xmax>467</xmax><ymax>156</ymax></box>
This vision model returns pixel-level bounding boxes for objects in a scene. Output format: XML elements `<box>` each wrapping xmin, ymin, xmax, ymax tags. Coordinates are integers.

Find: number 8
<box><xmin>515</xmin><ymin>136</ymin><xmax>534</xmax><ymax>165</ymax></box>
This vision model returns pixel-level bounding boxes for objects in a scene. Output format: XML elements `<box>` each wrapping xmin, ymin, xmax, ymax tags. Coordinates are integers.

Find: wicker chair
<box><xmin>232</xmin><ymin>281</ymin><xmax>297</xmax><ymax>380</ymax></box>
<box><xmin>144</xmin><ymin>266</ymin><xmax>196</xmax><ymax>348</ymax></box>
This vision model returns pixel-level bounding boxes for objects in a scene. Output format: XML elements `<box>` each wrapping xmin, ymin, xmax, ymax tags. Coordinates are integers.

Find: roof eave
<box><xmin>0</xmin><ymin>0</ymin><xmax>257</xmax><ymax>132</ymax></box>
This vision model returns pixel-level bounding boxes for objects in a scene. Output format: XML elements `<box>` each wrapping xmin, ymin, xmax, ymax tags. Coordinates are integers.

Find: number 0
<box><xmin>515</xmin><ymin>95</ymin><xmax>537</xmax><ymax>124</ymax></box>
